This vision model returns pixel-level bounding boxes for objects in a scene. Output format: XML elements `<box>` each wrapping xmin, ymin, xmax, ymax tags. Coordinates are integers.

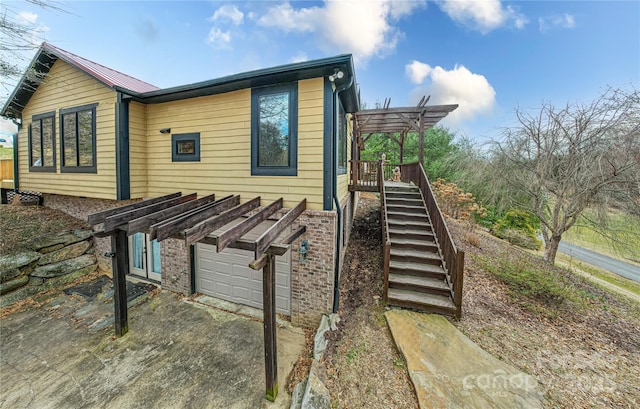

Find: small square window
<box><xmin>172</xmin><ymin>133</ymin><xmax>200</xmax><ymax>162</ymax></box>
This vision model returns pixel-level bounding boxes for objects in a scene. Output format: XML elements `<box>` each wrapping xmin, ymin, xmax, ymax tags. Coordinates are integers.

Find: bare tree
<box><xmin>491</xmin><ymin>87</ymin><xmax>640</xmax><ymax>264</ymax></box>
<box><xmin>0</xmin><ymin>1</ymin><xmax>66</xmax><ymax>100</ymax></box>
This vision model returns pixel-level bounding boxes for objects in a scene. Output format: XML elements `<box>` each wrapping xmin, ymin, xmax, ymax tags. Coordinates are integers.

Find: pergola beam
<box><xmin>184</xmin><ymin>197</ymin><xmax>261</xmax><ymax>246</ymax></box>
<box><xmin>87</xmin><ymin>192</ymin><xmax>181</xmax><ymax>225</ymax></box>
<box><xmin>254</xmin><ymin>199</ymin><xmax>306</xmax><ymax>259</ymax></box>
<box><xmin>215</xmin><ymin>198</ymin><xmax>283</xmax><ymax>253</ymax></box>
<box><xmin>104</xmin><ymin>193</ymin><xmax>197</xmax><ymax>232</ymax></box>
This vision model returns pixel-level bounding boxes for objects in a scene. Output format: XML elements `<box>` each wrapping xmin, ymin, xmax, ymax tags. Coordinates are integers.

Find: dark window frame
<box><xmin>60</xmin><ymin>103</ymin><xmax>98</xmax><ymax>173</ymax></box>
<box><xmin>251</xmin><ymin>83</ymin><xmax>298</xmax><ymax>176</ymax></box>
<box><xmin>171</xmin><ymin>133</ymin><xmax>201</xmax><ymax>162</ymax></box>
<box><xmin>337</xmin><ymin>102</ymin><xmax>347</xmax><ymax>175</ymax></box>
<box><xmin>28</xmin><ymin>111</ymin><xmax>56</xmax><ymax>172</ymax></box>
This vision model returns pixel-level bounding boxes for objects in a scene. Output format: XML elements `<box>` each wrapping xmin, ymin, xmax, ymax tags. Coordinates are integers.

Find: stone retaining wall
<box><xmin>0</xmin><ymin>228</ymin><xmax>98</xmax><ymax>307</ymax></box>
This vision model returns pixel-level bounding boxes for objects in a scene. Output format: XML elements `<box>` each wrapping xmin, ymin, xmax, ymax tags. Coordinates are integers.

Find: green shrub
<box><xmin>492</xmin><ymin>209</ymin><xmax>541</xmax><ymax>249</ymax></box>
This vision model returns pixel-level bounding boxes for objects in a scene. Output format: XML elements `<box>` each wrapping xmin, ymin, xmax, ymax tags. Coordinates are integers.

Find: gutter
<box><xmin>332</xmin><ymin>74</ymin><xmax>355</xmax><ymax>314</ymax></box>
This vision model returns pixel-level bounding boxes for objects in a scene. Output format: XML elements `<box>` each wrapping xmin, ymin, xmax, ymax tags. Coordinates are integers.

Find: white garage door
<box><xmin>196</xmin><ymin>244</ymin><xmax>291</xmax><ymax>315</ymax></box>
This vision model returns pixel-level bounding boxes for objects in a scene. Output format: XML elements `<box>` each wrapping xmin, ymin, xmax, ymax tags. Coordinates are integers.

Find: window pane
<box><xmin>132</xmin><ymin>233</ymin><xmax>144</xmax><ymax>269</ymax></box>
<box><xmin>63</xmin><ymin>113</ymin><xmax>77</xmax><ymax>167</ymax></box>
<box><xmin>176</xmin><ymin>140</ymin><xmax>195</xmax><ymax>154</ymax></box>
<box><xmin>78</xmin><ymin>110</ymin><xmax>93</xmax><ymax>166</ymax></box>
<box><xmin>150</xmin><ymin>239</ymin><xmax>161</xmax><ymax>273</ymax></box>
<box><xmin>31</xmin><ymin>121</ymin><xmax>41</xmax><ymax>166</ymax></box>
<box><xmin>258</xmin><ymin>92</ymin><xmax>289</xmax><ymax>167</ymax></box>
<box><xmin>42</xmin><ymin>117</ymin><xmax>54</xmax><ymax>167</ymax></box>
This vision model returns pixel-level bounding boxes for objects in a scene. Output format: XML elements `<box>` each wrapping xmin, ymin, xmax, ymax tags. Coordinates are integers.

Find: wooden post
<box><xmin>418</xmin><ymin>114</ymin><xmax>425</xmax><ymax>165</ymax></box>
<box><xmin>263</xmin><ymin>253</ymin><xmax>278</xmax><ymax>402</ymax></box>
<box><xmin>111</xmin><ymin>229</ymin><xmax>130</xmax><ymax>336</ymax></box>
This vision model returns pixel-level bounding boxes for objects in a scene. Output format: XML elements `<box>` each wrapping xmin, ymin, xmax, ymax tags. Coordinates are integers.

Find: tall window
<box><xmin>60</xmin><ymin>103</ymin><xmax>97</xmax><ymax>173</ymax></box>
<box><xmin>251</xmin><ymin>83</ymin><xmax>298</xmax><ymax>176</ymax></box>
<box><xmin>29</xmin><ymin>112</ymin><xmax>56</xmax><ymax>172</ymax></box>
<box><xmin>337</xmin><ymin>103</ymin><xmax>347</xmax><ymax>175</ymax></box>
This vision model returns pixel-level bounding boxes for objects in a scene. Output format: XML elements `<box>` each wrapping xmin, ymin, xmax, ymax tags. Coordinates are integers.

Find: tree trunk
<box><xmin>543</xmin><ymin>235</ymin><xmax>561</xmax><ymax>264</ymax></box>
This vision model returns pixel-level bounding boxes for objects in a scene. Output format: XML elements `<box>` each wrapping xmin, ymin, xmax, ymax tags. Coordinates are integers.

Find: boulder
<box><xmin>38</xmin><ymin>241</ymin><xmax>91</xmax><ymax>266</ymax></box>
<box><xmin>30</xmin><ymin>229</ymin><xmax>93</xmax><ymax>251</ymax></box>
<box><xmin>0</xmin><ymin>251</ymin><xmax>41</xmax><ymax>278</ymax></box>
<box><xmin>301</xmin><ymin>361</ymin><xmax>331</xmax><ymax>409</ymax></box>
<box><xmin>290</xmin><ymin>378</ymin><xmax>308</xmax><ymax>409</ymax></box>
<box><xmin>31</xmin><ymin>254</ymin><xmax>97</xmax><ymax>278</ymax></box>
<box><xmin>313</xmin><ymin>313</ymin><xmax>340</xmax><ymax>359</ymax></box>
<box><xmin>0</xmin><ymin>275</ymin><xmax>29</xmax><ymax>295</ymax></box>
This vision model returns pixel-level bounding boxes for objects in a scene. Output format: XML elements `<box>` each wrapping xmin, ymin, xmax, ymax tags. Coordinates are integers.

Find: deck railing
<box><xmin>400</xmin><ymin>162</ymin><xmax>464</xmax><ymax>318</ymax></box>
<box><xmin>349</xmin><ymin>160</ymin><xmax>383</xmax><ymax>192</ymax></box>
<box><xmin>349</xmin><ymin>160</ymin><xmax>403</xmax><ymax>192</ymax></box>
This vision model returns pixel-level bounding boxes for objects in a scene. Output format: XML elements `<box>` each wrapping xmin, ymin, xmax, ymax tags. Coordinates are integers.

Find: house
<box><xmin>1</xmin><ymin>43</ymin><xmax>359</xmax><ymax>327</ymax></box>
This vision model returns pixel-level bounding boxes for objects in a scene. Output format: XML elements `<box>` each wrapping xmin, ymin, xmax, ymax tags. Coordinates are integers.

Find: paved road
<box><xmin>558</xmin><ymin>241</ymin><xmax>640</xmax><ymax>283</ymax></box>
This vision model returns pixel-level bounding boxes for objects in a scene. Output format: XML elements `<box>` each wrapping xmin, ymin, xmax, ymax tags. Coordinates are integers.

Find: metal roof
<box><xmin>1</xmin><ymin>43</ymin><xmax>159</xmax><ymax>119</ymax></box>
<box><xmin>43</xmin><ymin>43</ymin><xmax>160</xmax><ymax>93</ymax></box>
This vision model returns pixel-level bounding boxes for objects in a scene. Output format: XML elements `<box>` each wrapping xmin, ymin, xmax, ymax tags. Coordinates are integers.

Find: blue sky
<box><xmin>1</xmin><ymin>0</ymin><xmax>639</xmax><ymax>142</ymax></box>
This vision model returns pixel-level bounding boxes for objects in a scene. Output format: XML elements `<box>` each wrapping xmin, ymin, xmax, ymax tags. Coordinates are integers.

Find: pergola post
<box><xmin>111</xmin><ymin>229</ymin><xmax>130</xmax><ymax>336</ymax></box>
<box><xmin>263</xmin><ymin>253</ymin><xmax>278</xmax><ymax>401</ymax></box>
<box><xmin>418</xmin><ymin>114</ymin><xmax>425</xmax><ymax>165</ymax></box>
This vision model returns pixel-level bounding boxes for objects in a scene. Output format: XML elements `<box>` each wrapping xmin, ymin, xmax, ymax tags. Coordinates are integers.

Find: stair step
<box><xmin>386</xmin><ymin>197</ymin><xmax>424</xmax><ymax>205</ymax></box>
<box><xmin>388</xmin><ymin>274</ymin><xmax>451</xmax><ymax>295</ymax></box>
<box><xmin>389</xmin><ymin>228</ymin><xmax>435</xmax><ymax>241</ymax></box>
<box><xmin>390</xmin><ymin>247</ymin><xmax>441</xmax><ymax>264</ymax></box>
<box><xmin>391</xmin><ymin>237</ymin><xmax>438</xmax><ymax>250</ymax></box>
<box><xmin>386</xmin><ymin>204</ymin><xmax>426</xmax><ymax>214</ymax></box>
<box><xmin>389</xmin><ymin>259</ymin><xmax>446</xmax><ymax>279</ymax></box>
<box><xmin>387</xmin><ymin>212</ymin><xmax>429</xmax><ymax>223</ymax></box>
<box><xmin>387</xmin><ymin>288</ymin><xmax>456</xmax><ymax>315</ymax></box>
<box><xmin>388</xmin><ymin>219</ymin><xmax>432</xmax><ymax>230</ymax></box>
<box><xmin>386</xmin><ymin>186</ymin><xmax>419</xmax><ymax>193</ymax></box>
<box><xmin>385</xmin><ymin>192</ymin><xmax>423</xmax><ymax>200</ymax></box>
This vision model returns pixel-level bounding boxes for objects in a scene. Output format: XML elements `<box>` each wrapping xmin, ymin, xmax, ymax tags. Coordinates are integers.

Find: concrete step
<box><xmin>387</xmin><ymin>288</ymin><xmax>456</xmax><ymax>316</ymax></box>
<box><xmin>389</xmin><ymin>259</ymin><xmax>446</xmax><ymax>279</ymax></box>
<box><xmin>388</xmin><ymin>274</ymin><xmax>451</xmax><ymax>296</ymax></box>
<box><xmin>390</xmin><ymin>247</ymin><xmax>441</xmax><ymax>265</ymax></box>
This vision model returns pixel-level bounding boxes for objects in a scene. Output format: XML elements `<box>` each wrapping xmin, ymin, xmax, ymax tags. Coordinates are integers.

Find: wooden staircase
<box><xmin>384</xmin><ymin>184</ymin><xmax>457</xmax><ymax>316</ymax></box>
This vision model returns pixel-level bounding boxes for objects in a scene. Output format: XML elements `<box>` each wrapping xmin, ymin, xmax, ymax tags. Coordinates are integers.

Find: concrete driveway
<box><xmin>0</xmin><ymin>278</ymin><xmax>305</xmax><ymax>409</ymax></box>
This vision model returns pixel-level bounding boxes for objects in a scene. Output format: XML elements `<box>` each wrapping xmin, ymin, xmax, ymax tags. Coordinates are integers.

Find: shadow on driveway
<box><xmin>1</xmin><ymin>279</ymin><xmax>304</xmax><ymax>409</ymax></box>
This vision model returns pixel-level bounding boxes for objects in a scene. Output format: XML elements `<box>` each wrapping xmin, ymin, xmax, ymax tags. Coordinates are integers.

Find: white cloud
<box><xmin>257</xmin><ymin>1</ymin><xmax>426</xmax><ymax>63</ymax></box>
<box><xmin>539</xmin><ymin>13</ymin><xmax>576</xmax><ymax>32</ymax></box>
<box><xmin>406</xmin><ymin>60</ymin><xmax>432</xmax><ymax>84</ymax></box>
<box><xmin>437</xmin><ymin>0</ymin><xmax>527</xmax><ymax>34</ymax></box>
<box><xmin>18</xmin><ymin>11</ymin><xmax>38</xmax><ymax>24</ymax></box>
<box><xmin>210</xmin><ymin>5</ymin><xmax>244</xmax><ymax>26</ymax></box>
<box><xmin>407</xmin><ymin>61</ymin><xmax>496</xmax><ymax>124</ymax></box>
<box><xmin>207</xmin><ymin>28</ymin><xmax>232</xmax><ymax>49</ymax></box>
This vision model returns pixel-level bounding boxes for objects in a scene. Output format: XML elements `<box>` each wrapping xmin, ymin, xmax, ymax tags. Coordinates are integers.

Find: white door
<box><xmin>195</xmin><ymin>244</ymin><xmax>291</xmax><ymax>315</ymax></box>
<box><xmin>129</xmin><ymin>233</ymin><xmax>162</xmax><ymax>282</ymax></box>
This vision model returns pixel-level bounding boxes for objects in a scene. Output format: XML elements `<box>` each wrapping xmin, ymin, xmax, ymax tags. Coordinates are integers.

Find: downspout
<box><xmin>332</xmin><ymin>74</ymin><xmax>354</xmax><ymax>314</ymax></box>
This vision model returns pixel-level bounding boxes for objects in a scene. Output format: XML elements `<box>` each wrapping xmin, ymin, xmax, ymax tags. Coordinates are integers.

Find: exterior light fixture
<box><xmin>328</xmin><ymin>70</ymin><xmax>344</xmax><ymax>82</ymax></box>
<box><xmin>298</xmin><ymin>239</ymin><xmax>309</xmax><ymax>262</ymax></box>
<box><xmin>160</xmin><ymin>128</ymin><xmax>171</xmax><ymax>134</ymax></box>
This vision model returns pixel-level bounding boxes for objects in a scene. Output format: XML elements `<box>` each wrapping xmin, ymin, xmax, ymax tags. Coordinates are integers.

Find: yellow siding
<box><xmin>129</xmin><ymin>101</ymin><xmax>147</xmax><ymax>198</ymax></box>
<box><xmin>145</xmin><ymin>78</ymin><xmax>326</xmax><ymax>210</ymax></box>
<box><xmin>337</xmin><ymin>113</ymin><xmax>354</xmax><ymax>202</ymax></box>
<box><xmin>18</xmin><ymin>59</ymin><xmax>117</xmax><ymax>199</ymax></box>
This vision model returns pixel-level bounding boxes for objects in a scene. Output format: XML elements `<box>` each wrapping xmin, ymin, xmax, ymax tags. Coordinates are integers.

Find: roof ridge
<box><xmin>42</xmin><ymin>42</ymin><xmax>160</xmax><ymax>91</ymax></box>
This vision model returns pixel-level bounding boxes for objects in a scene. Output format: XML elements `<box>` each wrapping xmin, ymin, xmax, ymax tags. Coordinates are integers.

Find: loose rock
<box><xmin>38</xmin><ymin>241</ymin><xmax>91</xmax><ymax>266</ymax></box>
<box><xmin>0</xmin><ymin>275</ymin><xmax>30</xmax><ymax>295</ymax></box>
<box><xmin>0</xmin><ymin>251</ymin><xmax>41</xmax><ymax>277</ymax></box>
<box><xmin>31</xmin><ymin>254</ymin><xmax>97</xmax><ymax>278</ymax></box>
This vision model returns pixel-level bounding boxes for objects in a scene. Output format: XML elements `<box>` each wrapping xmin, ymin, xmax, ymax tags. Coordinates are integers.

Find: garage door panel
<box><xmin>196</xmin><ymin>243</ymin><xmax>291</xmax><ymax>315</ymax></box>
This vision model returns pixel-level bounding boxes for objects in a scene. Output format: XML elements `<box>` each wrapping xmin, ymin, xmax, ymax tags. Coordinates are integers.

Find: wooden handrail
<box><xmin>380</xmin><ymin>160</ymin><xmax>391</xmax><ymax>301</ymax></box>
<box><xmin>399</xmin><ymin>162</ymin><xmax>464</xmax><ymax>318</ymax></box>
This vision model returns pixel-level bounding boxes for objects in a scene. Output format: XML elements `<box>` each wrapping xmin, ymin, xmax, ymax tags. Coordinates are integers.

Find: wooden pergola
<box><xmin>353</xmin><ymin>97</ymin><xmax>458</xmax><ymax>163</ymax></box>
<box><xmin>87</xmin><ymin>193</ymin><xmax>306</xmax><ymax>402</ymax></box>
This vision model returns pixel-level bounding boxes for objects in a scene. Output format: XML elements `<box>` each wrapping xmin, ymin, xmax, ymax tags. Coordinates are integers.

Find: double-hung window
<box><xmin>29</xmin><ymin>112</ymin><xmax>56</xmax><ymax>172</ymax></box>
<box><xmin>60</xmin><ymin>103</ymin><xmax>97</xmax><ymax>173</ymax></box>
<box><xmin>251</xmin><ymin>83</ymin><xmax>298</xmax><ymax>176</ymax></box>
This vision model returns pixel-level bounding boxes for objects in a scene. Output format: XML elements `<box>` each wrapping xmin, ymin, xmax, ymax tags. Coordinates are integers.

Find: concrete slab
<box><xmin>385</xmin><ymin>310</ymin><xmax>544</xmax><ymax>409</ymax></box>
<box><xmin>1</xmin><ymin>290</ymin><xmax>305</xmax><ymax>409</ymax></box>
